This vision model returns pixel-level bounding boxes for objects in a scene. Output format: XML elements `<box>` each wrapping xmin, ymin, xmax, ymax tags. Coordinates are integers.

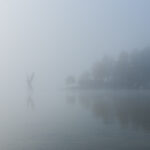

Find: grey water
<box><xmin>1</xmin><ymin>89</ymin><xmax>150</xmax><ymax>150</ymax></box>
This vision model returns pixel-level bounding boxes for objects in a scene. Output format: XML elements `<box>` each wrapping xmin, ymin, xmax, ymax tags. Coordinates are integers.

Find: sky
<box><xmin>0</xmin><ymin>0</ymin><xmax>150</xmax><ymax>90</ymax></box>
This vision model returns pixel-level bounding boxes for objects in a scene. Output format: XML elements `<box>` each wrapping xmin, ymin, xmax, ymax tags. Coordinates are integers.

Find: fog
<box><xmin>1</xmin><ymin>0</ymin><xmax>150</xmax><ymax>90</ymax></box>
<box><xmin>1</xmin><ymin>0</ymin><xmax>150</xmax><ymax>149</ymax></box>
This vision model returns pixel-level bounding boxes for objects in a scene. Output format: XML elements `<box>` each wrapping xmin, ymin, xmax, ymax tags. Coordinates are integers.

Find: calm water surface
<box><xmin>1</xmin><ymin>90</ymin><xmax>150</xmax><ymax>150</ymax></box>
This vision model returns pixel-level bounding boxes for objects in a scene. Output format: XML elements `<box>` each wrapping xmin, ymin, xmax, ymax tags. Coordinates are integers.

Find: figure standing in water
<box><xmin>27</xmin><ymin>72</ymin><xmax>35</xmax><ymax>91</ymax></box>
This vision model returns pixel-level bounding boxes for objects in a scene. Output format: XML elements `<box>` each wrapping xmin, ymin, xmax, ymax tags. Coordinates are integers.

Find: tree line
<box><xmin>66</xmin><ymin>47</ymin><xmax>150</xmax><ymax>89</ymax></box>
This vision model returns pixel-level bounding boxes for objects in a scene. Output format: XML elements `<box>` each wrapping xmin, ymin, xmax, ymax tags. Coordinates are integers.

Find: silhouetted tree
<box><xmin>68</xmin><ymin>47</ymin><xmax>150</xmax><ymax>89</ymax></box>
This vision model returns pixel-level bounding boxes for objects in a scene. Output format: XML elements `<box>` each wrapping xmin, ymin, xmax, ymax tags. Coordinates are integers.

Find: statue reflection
<box><xmin>26</xmin><ymin>72</ymin><xmax>35</xmax><ymax>109</ymax></box>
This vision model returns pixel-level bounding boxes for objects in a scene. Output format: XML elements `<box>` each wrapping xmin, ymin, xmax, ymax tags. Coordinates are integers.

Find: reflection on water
<box><xmin>26</xmin><ymin>73</ymin><xmax>35</xmax><ymax>109</ymax></box>
<box><xmin>27</xmin><ymin>95</ymin><xmax>35</xmax><ymax>109</ymax></box>
<box><xmin>66</xmin><ymin>90</ymin><xmax>150</xmax><ymax>131</ymax></box>
<box><xmin>1</xmin><ymin>90</ymin><xmax>150</xmax><ymax>149</ymax></box>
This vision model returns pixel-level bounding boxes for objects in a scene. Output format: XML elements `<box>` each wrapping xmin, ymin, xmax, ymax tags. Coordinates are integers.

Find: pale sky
<box><xmin>0</xmin><ymin>0</ymin><xmax>150</xmax><ymax>89</ymax></box>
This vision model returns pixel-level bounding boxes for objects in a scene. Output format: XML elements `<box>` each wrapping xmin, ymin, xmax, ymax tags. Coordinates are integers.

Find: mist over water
<box><xmin>1</xmin><ymin>89</ymin><xmax>150</xmax><ymax>150</ymax></box>
<box><xmin>1</xmin><ymin>0</ymin><xmax>150</xmax><ymax>149</ymax></box>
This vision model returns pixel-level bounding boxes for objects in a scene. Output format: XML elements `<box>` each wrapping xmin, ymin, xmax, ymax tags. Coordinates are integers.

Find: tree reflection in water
<box><xmin>66</xmin><ymin>90</ymin><xmax>150</xmax><ymax>131</ymax></box>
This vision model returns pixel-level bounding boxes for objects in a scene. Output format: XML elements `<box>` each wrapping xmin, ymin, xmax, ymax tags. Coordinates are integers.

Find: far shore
<box><xmin>64</xmin><ymin>86</ymin><xmax>150</xmax><ymax>91</ymax></box>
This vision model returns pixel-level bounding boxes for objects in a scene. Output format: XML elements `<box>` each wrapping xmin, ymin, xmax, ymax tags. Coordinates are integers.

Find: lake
<box><xmin>1</xmin><ymin>89</ymin><xmax>150</xmax><ymax>150</ymax></box>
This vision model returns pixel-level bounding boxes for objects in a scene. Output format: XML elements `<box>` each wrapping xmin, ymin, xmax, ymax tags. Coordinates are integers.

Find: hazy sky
<box><xmin>1</xmin><ymin>0</ymin><xmax>150</xmax><ymax>89</ymax></box>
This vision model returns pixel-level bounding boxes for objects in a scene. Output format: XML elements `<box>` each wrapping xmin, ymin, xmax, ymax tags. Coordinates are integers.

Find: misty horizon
<box><xmin>1</xmin><ymin>0</ymin><xmax>150</xmax><ymax>149</ymax></box>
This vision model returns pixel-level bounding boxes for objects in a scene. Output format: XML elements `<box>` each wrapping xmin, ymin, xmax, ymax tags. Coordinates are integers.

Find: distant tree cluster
<box><xmin>69</xmin><ymin>48</ymin><xmax>150</xmax><ymax>89</ymax></box>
